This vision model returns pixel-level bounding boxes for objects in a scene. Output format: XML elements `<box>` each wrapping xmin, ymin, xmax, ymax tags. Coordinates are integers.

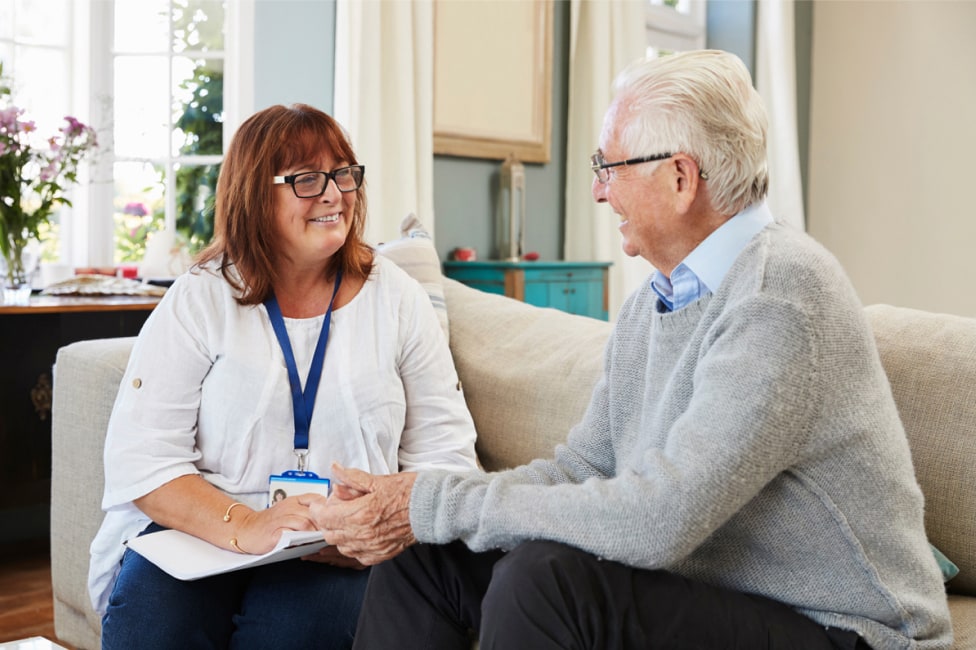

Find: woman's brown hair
<box><xmin>196</xmin><ymin>103</ymin><xmax>373</xmax><ymax>304</ymax></box>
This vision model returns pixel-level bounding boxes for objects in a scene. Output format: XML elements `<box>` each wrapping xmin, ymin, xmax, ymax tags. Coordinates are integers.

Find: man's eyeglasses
<box><xmin>273</xmin><ymin>165</ymin><xmax>365</xmax><ymax>198</ymax></box>
<box><xmin>590</xmin><ymin>151</ymin><xmax>672</xmax><ymax>184</ymax></box>
<box><xmin>590</xmin><ymin>151</ymin><xmax>708</xmax><ymax>184</ymax></box>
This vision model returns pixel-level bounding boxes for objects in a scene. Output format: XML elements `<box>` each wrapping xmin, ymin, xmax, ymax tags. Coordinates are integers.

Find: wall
<box><xmin>253</xmin><ymin>0</ymin><xmax>335</xmax><ymax>112</ymax></box>
<box><xmin>432</xmin><ymin>0</ymin><xmax>569</xmax><ymax>263</ymax></box>
<box><xmin>807</xmin><ymin>1</ymin><xmax>976</xmax><ymax>316</ymax></box>
<box><xmin>706</xmin><ymin>0</ymin><xmax>755</xmax><ymax>72</ymax></box>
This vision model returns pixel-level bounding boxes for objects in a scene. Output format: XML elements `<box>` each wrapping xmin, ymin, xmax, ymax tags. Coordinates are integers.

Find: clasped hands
<box><xmin>298</xmin><ymin>463</ymin><xmax>418</xmax><ymax>567</ymax></box>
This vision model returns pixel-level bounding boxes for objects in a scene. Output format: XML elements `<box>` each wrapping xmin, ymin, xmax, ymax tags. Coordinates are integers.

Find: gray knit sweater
<box><xmin>411</xmin><ymin>222</ymin><xmax>952</xmax><ymax>649</ymax></box>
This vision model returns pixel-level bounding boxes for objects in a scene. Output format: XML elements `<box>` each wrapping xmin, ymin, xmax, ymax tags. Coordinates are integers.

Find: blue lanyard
<box><xmin>264</xmin><ymin>270</ymin><xmax>343</xmax><ymax>466</ymax></box>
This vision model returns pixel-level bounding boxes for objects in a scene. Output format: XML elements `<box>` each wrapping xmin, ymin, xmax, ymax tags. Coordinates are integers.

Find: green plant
<box><xmin>174</xmin><ymin>64</ymin><xmax>222</xmax><ymax>253</ymax></box>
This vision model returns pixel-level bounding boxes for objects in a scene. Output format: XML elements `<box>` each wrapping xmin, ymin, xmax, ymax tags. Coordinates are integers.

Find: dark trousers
<box><xmin>354</xmin><ymin>540</ymin><xmax>868</xmax><ymax>650</ymax></box>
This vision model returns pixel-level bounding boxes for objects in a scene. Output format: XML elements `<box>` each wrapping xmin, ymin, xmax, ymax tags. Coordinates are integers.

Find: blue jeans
<box><xmin>102</xmin><ymin>523</ymin><xmax>370</xmax><ymax>650</ymax></box>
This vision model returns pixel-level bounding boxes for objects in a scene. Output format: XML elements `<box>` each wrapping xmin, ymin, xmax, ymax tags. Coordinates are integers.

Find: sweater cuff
<box><xmin>409</xmin><ymin>468</ymin><xmax>487</xmax><ymax>544</ymax></box>
<box><xmin>409</xmin><ymin>469</ymin><xmax>452</xmax><ymax>543</ymax></box>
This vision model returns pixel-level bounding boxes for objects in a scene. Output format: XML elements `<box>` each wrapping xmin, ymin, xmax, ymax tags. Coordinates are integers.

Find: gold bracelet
<box><xmin>230</xmin><ymin>537</ymin><xmax>244</xmax><ymax>553</ymax></box>
<box><xmin>223</xmin><ymin>502</ymin><xmax>246</xmax><ymax>522</ymax></box>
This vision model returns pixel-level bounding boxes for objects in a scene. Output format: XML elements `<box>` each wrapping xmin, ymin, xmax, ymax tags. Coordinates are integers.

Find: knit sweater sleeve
<box><xmin>410</xmin><ymin>335</ymin><xmax>620</xmax><ymax>547</ymax></box>
<box><xmin>412</xmin><ymin>288</ymin><xmax>824</xmax><ymax>566</ymax></box>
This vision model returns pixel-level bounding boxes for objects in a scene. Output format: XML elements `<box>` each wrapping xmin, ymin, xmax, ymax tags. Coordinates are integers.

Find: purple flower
<box><xmin>1</xmin><ymin>68</ymin><xmax>98</xmax><ymax>265</ymax></box>
<box><xmin>0</xmin><ymin>106</ymin><xmax>22</xmax><ymax>129</ymax></box>
<box><xmin>123</xmin><ymin>202</ymin><xmax>149</xmax><ymax>217</ymax></box>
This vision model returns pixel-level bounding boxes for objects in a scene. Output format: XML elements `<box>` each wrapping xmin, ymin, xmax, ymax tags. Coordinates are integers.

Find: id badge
<box><xmin>269</xmin><ymin>470</ymin><xmax>331</xmax><ymax>507</ymax></box>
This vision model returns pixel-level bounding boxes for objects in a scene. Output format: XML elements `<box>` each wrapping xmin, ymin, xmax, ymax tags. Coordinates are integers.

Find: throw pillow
<box><xmin>375</xmin><ymin>213</ymin><xmax>449</xmax><ymax>343</ymax></box>
<box><xmin>931</xmin><ymin>543</ymin><xmax>960</xmax><ymax>582</ymax></box>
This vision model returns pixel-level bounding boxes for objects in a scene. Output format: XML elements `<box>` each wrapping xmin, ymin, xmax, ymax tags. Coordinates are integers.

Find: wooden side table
<box><xmin>0</xmin><ymin>295</ymin><xmax>160</xmax><ymax>544</ymax></box>
<box><xmin>443</xmin><ymin>261</ymin><xmax>612</xmax><ymax>321</ymax></box>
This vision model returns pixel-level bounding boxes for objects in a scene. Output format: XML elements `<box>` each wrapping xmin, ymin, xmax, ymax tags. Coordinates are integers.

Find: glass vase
<box><xmin>0</xmin><ymin>240</ymin><xmax>40</xmax><ymax>306</ymax></box>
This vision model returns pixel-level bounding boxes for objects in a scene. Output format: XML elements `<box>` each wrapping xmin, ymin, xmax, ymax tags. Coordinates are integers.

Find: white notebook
<box><xmin>125</xmin><ymin>528</ymin><xmax>329</xmax><ymax>580</ymax></box>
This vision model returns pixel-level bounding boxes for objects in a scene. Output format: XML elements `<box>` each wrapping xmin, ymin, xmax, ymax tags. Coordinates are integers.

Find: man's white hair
<box><xmin>612</xmin><ymin>49</ymin><xmax>769</xmax><ymax>216</ymax></box>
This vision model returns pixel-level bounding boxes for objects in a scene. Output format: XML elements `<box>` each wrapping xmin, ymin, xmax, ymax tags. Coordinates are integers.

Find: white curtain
<box><xmin>564</xmin><ymin>0</ymin><xmax>649</xmax><ymax>320</ymax></box>
<box><xmin>333</xmin><ymin>0</ymin><xmax>434</xmax><ymax>245</ymax></box>
<box><xmin>756</xmin><ymin>0</ymin><xmax>805</xmax><ymax>230</ymax></box>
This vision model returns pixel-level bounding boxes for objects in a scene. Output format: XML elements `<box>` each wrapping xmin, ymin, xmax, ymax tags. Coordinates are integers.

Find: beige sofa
<box><xmin>51</xmin><ymin>278</ymin><xmax>976</xmax><ymax>649</ymax></box>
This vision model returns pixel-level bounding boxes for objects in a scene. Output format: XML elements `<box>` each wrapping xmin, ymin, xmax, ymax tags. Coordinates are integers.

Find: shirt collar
<box><xmin>651</xmin><ymin>201</ymin><xmax>774</xmax><ymax>311</ymax></box>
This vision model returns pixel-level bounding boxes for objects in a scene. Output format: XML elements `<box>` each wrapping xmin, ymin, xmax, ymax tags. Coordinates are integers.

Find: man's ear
<box><xmin>672</xmin><ymin>154</ymin><xmax>703</xmax><ymax>213</ymax></box>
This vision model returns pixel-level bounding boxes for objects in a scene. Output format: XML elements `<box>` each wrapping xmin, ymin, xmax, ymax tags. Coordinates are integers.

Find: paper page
<box><xmin>125</xmin><ymin>528</ymin><xmax>329</xmax><ymax>581</ymax></box>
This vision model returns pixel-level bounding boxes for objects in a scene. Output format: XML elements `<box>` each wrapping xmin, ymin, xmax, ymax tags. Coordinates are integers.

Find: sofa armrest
<box><xmin>51</xmin><ymin>337</ymin><xmax>135</xmax><ymax>649</ymax></box>
<box><xmin>866</xmin><ymin>305</ymin><xmax>976</xmax><ymax>597</ymax></box>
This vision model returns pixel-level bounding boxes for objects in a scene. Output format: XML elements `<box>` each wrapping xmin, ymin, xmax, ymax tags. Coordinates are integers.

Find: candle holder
<box><xmin>496</xmin><ymin>155</ymin><xmax>526</xmax><ymax>261</ymax></box>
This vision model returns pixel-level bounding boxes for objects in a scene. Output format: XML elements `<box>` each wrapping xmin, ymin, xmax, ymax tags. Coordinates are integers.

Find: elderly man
<box><xmin>309</xmin><ymin>50</ymin><xmax>952</xmax><ymax>649</ymax></box>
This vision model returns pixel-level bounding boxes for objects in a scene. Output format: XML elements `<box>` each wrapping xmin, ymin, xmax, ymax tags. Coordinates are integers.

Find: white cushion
<box><xmin>375</xmin><ymin>213</ymin><xmax>449</xmax><ymax>342</ymax></box>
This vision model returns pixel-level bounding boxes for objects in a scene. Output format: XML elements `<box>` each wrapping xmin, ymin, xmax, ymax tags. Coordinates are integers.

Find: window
<box><xmin>97</xmin><ymin>0</ymin><xmax>226</xmax><ymax>265</ymax></box>
<box><xmin>1</xmin><ymin>0</ymin><xmax>251</xmax><ymax>274</ymax></box>
<box><xmin>0</xmin><ymin>0</ymin><xmax>76</xmax><ymax>264</ymax></box>
<box><xmin>646</xmin><ymin>0</ymin><xmax>706</xmax><ymax>58</ymax></box>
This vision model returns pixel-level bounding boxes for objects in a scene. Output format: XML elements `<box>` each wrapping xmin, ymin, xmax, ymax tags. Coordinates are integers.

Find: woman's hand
<box><xmin>304</xmin><ymin>464</ymin><xmax>418</xmax><ymax>566</ymax></box>
<box><xmin>231</xmin><ymin>495</ymin><xmax>319</xmax><ymax>554</ymax></box>
<box><xmin>134</xmin><ymin>475</ymin><xmax>320</xmax><ymax>556</ymax></box>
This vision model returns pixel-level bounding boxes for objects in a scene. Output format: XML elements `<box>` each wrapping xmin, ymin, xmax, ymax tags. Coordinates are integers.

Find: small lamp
<box><xmin>496</xmin><ymin>155</ymin><xmax>526</xmax><ymax>262</ymax></box>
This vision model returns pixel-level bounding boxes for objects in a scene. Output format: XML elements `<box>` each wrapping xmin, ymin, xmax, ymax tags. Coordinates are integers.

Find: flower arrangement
<box><xmin>0</xmin><ymin>61</ymin><xmax>98</xmax><ymax>291</ymax></box>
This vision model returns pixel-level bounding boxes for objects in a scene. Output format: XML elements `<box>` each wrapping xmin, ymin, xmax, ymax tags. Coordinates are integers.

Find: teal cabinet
<box><xmin>443</xmin><ymin>261</ymin><xmax>612</xmax><ymax>321</ymax></box>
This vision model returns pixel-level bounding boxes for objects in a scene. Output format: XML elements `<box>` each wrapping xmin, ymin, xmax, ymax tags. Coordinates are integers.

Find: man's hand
<box><xmin>304</xmin><ymin>464</ymin><xmax>417</xmax><ymax>566</ymax></box>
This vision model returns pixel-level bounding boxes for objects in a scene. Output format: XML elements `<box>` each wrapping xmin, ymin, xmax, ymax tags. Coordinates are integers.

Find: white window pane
<box><xmin>115</xmin><ymin>0</ymin><xmax>169</xmax><ymax>53</ymax></box>
<box><xmin>13</xmin><ymin>0</ymin><xmax>69</xmax><ymax>45</ymax></box>
<box><xmin>114</xmin><ymin>56</ymin><xmax>170</xmax><ymax>158</ymax></box>
<box><xmin>173</xmin><ymin>0</ymin><xmax>225</xmax><ymax>53</ymax></box>
<box><xmin>114</xmin><ymin>161</ymin><xmax>165</xmax><ymax>263</ymax></box>
<box><xmin>0</xmin><ymin>0</ymin><xmax>13</xmax><ymax>39</ymax></box>
<box><xmin>12</xmin><ymin>46</ymin><xmax>70</xmax><ymax>136</ymax></box>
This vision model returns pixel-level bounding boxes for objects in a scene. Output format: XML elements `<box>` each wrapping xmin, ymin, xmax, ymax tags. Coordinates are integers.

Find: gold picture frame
<box><xmin>433</xmin><ymin>0</ymin><xmax>553</xmax><ymax>163</ymax></box>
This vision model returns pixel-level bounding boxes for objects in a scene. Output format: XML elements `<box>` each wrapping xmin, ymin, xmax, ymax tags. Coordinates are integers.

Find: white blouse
<box><xmin>88</xmin><ymin>255</ymin><xmax>478</xmax><ymax>613</ymax></box>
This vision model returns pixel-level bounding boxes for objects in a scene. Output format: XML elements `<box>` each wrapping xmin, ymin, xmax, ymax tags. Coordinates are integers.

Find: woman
<box><xmin>88</xmin><ymin>104</ymin><xmax>479</xmax><ymax>649</ymax></box>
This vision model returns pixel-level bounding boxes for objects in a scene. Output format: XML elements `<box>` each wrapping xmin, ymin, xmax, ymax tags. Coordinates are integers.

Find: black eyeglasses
<box><xmin>590</xmin><ymin>151</ymin><xmax>672</xmax><ymax>184</ymax></box>
<box><xmin>273</xmin><ymin>165</ymin><xmax>365</xmax><ymax>198</ymax></box>
<box><xmin>590</xmin><ymin>151</ymin><xmax>708</xmax><ymax>184</ymax></box>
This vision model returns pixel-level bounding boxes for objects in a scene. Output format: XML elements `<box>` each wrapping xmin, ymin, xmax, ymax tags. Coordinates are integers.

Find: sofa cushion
<box><xmin>866</xmin><ymin>304</ymin><xmax>976</xmax><ymax>597</ymax></box>
<box><xmin>443</xmin><ymin>278</ymin><xmax>612</xmax><ymax>471</ymax></box>
<box><xmin>375</xmin><ymin>213</ymin><xmax>449</xmax><ymax>342</ymax></box>
<box><xmin>948</xmin><ymin>594</ymin><xmax>976</xmax><ymax>648</ymax></box>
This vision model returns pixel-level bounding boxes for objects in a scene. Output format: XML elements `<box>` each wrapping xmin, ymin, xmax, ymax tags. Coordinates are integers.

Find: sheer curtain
<box><xmin>756</xmin><ymin>0</ymin><xmax>805</xmax><ymax>230</ymax></box>
<box><xmin>563</xmin><ymin>0</ymin><xmax>649</xmax><ymax>320</ymax></box>
<box><xmin>333</xmin><ymin>0</ymin><xmax>435</xmax><ymax>245</ymax></box>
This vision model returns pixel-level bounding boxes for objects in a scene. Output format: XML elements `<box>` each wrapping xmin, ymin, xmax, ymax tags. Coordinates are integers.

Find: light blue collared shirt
<box><xmin>651</xmin><ymin>202</ymin><xmax>774</xmax><ymax>312</ymax></box>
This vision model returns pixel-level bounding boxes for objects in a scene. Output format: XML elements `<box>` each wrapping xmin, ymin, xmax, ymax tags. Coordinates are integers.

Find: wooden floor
<box><xmin>0</xmin><ymin>542</ymin><xmax>74</xmax><ymax>648</ymax></box>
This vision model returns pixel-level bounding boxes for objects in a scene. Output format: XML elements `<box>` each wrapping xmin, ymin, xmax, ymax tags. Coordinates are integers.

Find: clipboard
<box><xmin>125</xmin><ymin>528</ymin><xmax>328</xmax><ymax>580</ymax></box>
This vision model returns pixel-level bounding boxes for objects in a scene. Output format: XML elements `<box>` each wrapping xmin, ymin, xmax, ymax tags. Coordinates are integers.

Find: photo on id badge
<box><xmin>269</xmin><ymin>470</ymin><xmax>331</xmax><ymax>507</ymax></box>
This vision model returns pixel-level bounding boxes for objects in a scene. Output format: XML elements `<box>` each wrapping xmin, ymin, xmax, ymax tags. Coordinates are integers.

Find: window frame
<box><xmin>4</xmin><ymin>0</ymin><xmax>253</xmax><ymax>270</ymax></box>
